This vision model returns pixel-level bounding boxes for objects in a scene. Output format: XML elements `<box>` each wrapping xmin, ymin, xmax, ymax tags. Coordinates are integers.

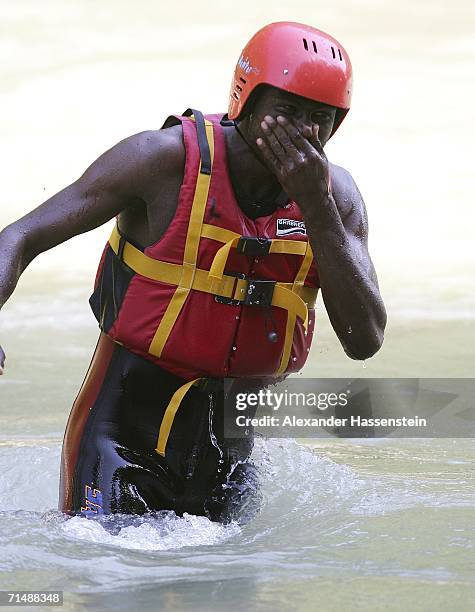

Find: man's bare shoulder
<box><xmin>130</xmin><ymin>123</ymin><xmax>185</xmax><ymax>176</ymax></box>
<box><xmin>78</xmin><ymin>123</ymin><xmax>185</xmax><ymax>195</ymax></box>
<box><xmin>329</xmin><ymin>163</ymin><xmax>357</xmax><ymax>196</ymax></box>
<box><xmin>93</xmin><ymin>123</ymin><xmax>185</xmax><ymax>203</ymax></box>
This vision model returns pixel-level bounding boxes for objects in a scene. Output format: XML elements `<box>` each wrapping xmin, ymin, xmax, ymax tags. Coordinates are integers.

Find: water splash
<box><xmin>61</xmin><ymin>511</ymin><xmax>241</xmax><ymax>551</ymax></box>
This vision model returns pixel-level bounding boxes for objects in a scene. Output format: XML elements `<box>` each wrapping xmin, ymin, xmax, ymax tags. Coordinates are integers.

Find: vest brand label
<box><xmin>276</xmin><ymin>219</ymin><xmax>307</xmax><ymax>236</ymax></box>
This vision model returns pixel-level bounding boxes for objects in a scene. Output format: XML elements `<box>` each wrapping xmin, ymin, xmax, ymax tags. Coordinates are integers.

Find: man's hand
<box><xmin>256</xmin><ymin>115</ymin><xmax>331</xmax><ymax>209</ymax></box>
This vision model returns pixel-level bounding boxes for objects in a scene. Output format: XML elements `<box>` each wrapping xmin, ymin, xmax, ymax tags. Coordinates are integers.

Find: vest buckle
<box><xmin>214</xmin><ymin>273</ymin><xmax>275</xmax><ymax>308</ymax></box>
<box><xmin>237</xmin><ymin>236</ymin><xmax>271</xmax><ymax>256</ymax></box>
<box><xmin>214</xmin><ymin>271</ymin><xmax>246</xmax><ymax>305</ymax></box>
<box><xmin>243</xmin><ymin>279</ymin><xmax>275</xmax><ymax>308</ymax></box>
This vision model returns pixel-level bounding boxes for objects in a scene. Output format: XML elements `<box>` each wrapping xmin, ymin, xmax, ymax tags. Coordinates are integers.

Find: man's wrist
<box><xmin>299</xmin><ymin>189</ymin><xmax>338</xmax><ymax>224</ymax></box>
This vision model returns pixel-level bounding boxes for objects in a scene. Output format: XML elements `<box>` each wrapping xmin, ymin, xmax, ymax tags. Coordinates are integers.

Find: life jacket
<box><xmin>89</xmin><ymin>110</ymin><xmax>320</xmax><ymax>453</ymax></box>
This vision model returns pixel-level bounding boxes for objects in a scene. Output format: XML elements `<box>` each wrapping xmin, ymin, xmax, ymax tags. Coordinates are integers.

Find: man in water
<box><xmin>0</xmin><ymin>22</ymin><xmax>386</xmax><ymax>522</ymax></box>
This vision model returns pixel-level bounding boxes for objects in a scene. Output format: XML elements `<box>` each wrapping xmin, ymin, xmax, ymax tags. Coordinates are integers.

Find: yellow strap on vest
<box><xmin>148</xmin><ymin>118</ymin><xmax>215</xmax><ymax>358</ymax></box>
<box><xmin>109</xmin><ymin>225</ymin><xmax>317</xmax><ymax>317</ymax></box>
<box><xmin>277</xmin><ymin>242</ymin><xmax>315</xmax><ymax>374</ymax></box>
<box><xmin>150</xmin><ymin>286</ymin><xmax>190</xmax><ymax>356</ymax></box>
<box><xmin>293</xmin><ymin>242</ymin><xmax>314</xmax><ymax>288</ymax></box>
<box><xmin>155</xmin><ymin>378</ymin><xmax>200</xmax><ymax>456</ymax></box>
<box><xmin>201</xmin><ymin>223</ymin><xmax>240</xmax><ymax>244</ymax></box>
<box><xmin>205</xmin><ymin>224</ymin><xmax>308</xmax><ymax>281</ymax></box>
<box><xmin>272</xmin><ymin>285</ymin><xmax>308</xmax><ymax>330</ymax></box>
<box><xmin>110</xmin><ymin>228</ymin><xmax>183</xmax><ymax>284</ymax></box>
<box><xmin>276</xmin><ymin>311</ymin><xmax>297</xmax><ymax>375</ymax></box>
<box><xmin>208</xmin><ymin>237</ymin><xmax>240</xmax><ymax>280</ymax></box>
<box><xmin>269</xmin><ymin>241</ymin><xmax>307</xmax><ymax>255</ymax></box>
<box><xmin>231</xmin><ymin>279</ymin><xmax>308</xmax><ymax>330</ymax></box>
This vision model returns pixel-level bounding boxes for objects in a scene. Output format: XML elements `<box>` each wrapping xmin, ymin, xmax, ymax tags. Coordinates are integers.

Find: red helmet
<box><xmin>228</xmin><ymin>22</ymin><xmax>353</xmax><ymax>137</ymax></box>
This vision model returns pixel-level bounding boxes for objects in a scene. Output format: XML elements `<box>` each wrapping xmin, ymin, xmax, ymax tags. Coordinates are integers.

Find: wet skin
<box><xmin>0</xmin><ymin>85</ymin><xmax>386</xmax><ymax>372</ymax></box>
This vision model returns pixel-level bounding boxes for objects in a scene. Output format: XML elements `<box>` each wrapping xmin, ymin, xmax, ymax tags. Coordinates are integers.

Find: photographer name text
<box><xmin>235</xmin><ymin>415</ymin><xmax>428</xmax><ymax>428</ymax></box>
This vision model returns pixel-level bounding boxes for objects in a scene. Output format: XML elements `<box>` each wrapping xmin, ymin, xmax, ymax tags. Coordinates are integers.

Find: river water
<box><xmin>1</xmin><ymin>1</ymin><xmax>474</xmax><ymax>610</ymax></box>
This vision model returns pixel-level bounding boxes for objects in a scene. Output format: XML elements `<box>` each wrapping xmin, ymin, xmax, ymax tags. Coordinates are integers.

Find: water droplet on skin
<box><xmin>348</xmin><ymin>326</ymin><xmax>352</xmax><ymax>334</ymax></box>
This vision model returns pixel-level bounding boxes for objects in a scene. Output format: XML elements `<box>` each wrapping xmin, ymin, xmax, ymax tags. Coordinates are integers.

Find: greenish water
<box><xmin>0</xmin><ymin>282</ymin><xmax>474</xmax><ymax>612</ymax></box>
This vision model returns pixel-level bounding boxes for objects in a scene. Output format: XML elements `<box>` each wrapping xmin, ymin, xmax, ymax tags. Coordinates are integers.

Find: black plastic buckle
<box><xmin>237</xmin><ymin>236</ymin><xmax>271</xmax><ymax>257</ymax></box>
<box><xmin>214</xmin><ymin>273</ymin><xmax>275</xmax><ymax>308</ymax></box>
<box><xmin>214</xmin><ymin>271</ymin><xmax>246</xmax><ymax>306</ymax></box>
<box><xmin>244</xmin><ymin>279</ymin><xmax>275</xmax><ymax>308</ymax></box>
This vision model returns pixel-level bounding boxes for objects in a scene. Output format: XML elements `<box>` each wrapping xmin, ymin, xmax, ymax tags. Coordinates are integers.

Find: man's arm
<box><xmin>256</xmin><ymin>115</ymin><xmax>386</xmax><ymax>360</ymax></box>
<box><xmin>303</xmin><ymin>164</ymin><xmax>386</xmax><ymax>359</ymax></box>
<box><xmin>0</xmin><ymin>127</ymin><xmax>182</xmax><ymax>372</ymax></box>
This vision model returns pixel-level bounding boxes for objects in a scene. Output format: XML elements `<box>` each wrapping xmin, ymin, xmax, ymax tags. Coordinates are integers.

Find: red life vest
<box><xmin>90</xmin><ymin>110</ymin><xmax>319</xmax><ymax>383</ymax></box>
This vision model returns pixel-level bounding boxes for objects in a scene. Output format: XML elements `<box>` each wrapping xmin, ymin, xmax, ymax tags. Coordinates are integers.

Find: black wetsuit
<box><xmin>59</xmin><ymin>335</ymin><xmax>261</xmax><ymax>524</ymax></box>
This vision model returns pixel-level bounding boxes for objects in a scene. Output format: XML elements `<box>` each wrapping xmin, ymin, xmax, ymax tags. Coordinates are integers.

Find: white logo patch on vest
<box><xmin>276</xmin><ymin>219</ymin><xmax>307</xmax><ymax>236</ymax></box>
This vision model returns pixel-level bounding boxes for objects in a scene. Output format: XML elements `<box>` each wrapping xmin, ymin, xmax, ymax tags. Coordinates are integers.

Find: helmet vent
<box><xmin>239</xmin><ymin>77</ymin><xmax>247</xmax><ymax>84</ymax></box>
<box><xmin>331</xmin><ymin>46</ymin><xmax>336</xmax><ymax>59</ymax></box>
<box><xmin>236</xmin><ymin>84</ymin><xmax>243</xmax><ymax>92</ymax></box>
<box><xmin>303</xmin><ymin>38</ymin><xmax>319</xmax><ymax>53</ymax></box>
<box><xmin>338</xmin><ymin>48</ymin><xmax>343</xmax><ymax>61</ymax></box>
<box><xmin>233</xmin><ymin>92</ymin><xmax>240</xmax><ymax>101</ymax></box>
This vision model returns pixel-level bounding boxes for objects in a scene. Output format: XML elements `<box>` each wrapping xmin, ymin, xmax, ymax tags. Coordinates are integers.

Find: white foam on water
<box><xmin>62</xmin><ymin>512</ymin><xmax>241</xmax><ymax>551</ymax></box>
